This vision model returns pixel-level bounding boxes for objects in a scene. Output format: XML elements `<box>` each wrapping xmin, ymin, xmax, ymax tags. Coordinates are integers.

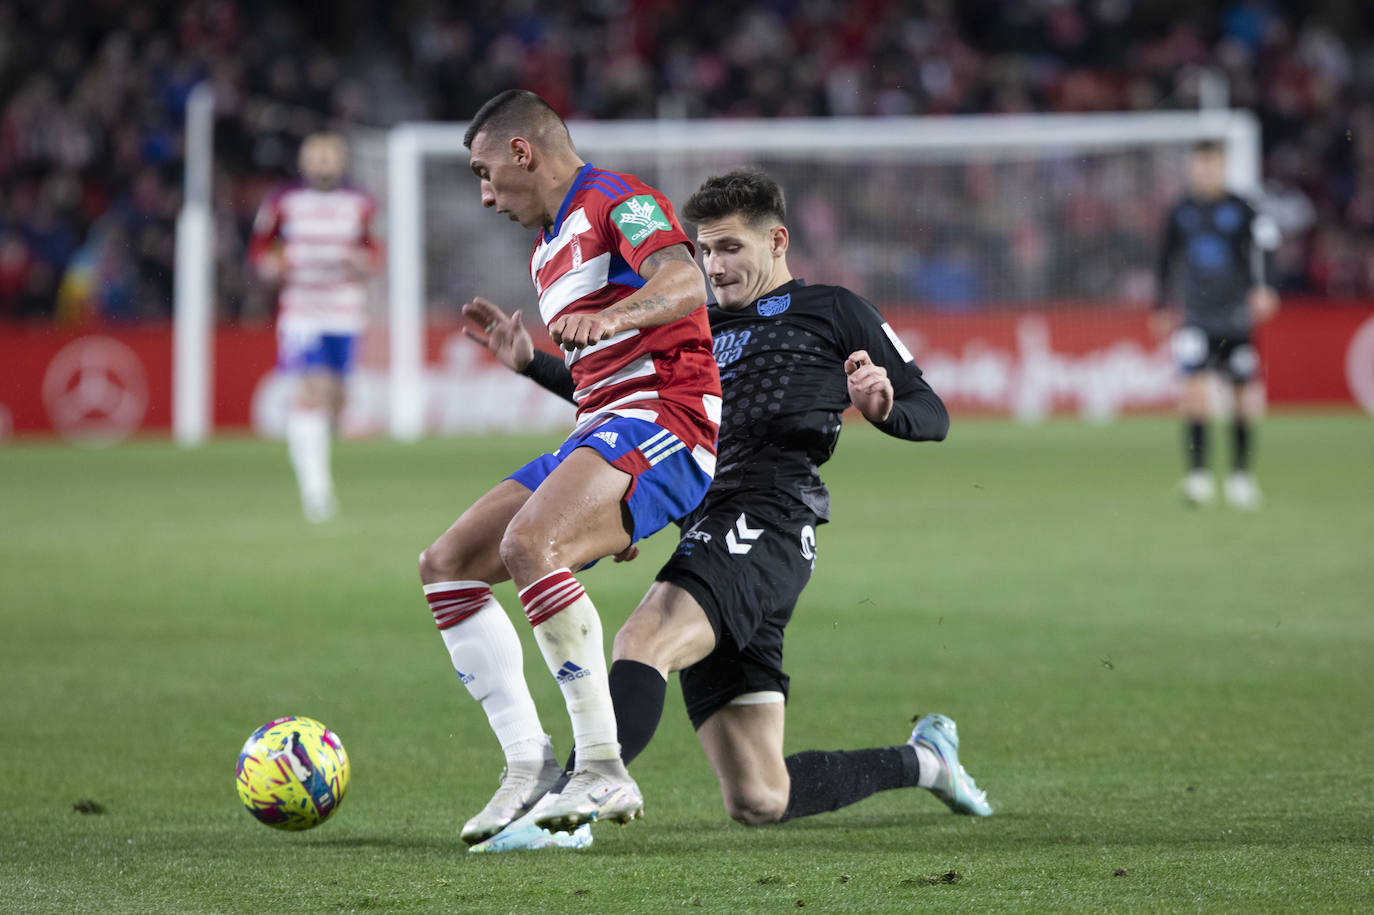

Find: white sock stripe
<box><xmin>423</xmin><ymin>580</ymin><xmax>492</xmax><ymax>595</ymax></box>
<box><xmin>522</xmin><ymin>577</ymin><xmax>582</xmax><ymax>611</ymax></box>
<box><xmin>517</xmin><ymin>567</ymin><xmax>574</xmax><ymax>601</ymax></box>
<box><xmin>523</xmin><ymin>580</ymin><xmax>586</xmax><ymax>621</ymax></box>
<box><xmin>430</xmin><ymin>600</ymin><xmax>488</xmax><ymax>619</ymax></box>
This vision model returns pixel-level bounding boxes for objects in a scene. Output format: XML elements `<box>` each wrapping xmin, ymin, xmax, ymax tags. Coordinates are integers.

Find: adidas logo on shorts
<box><xmin>593</xmin><ymin>430</ymin><xmax>619</xmax><ymax>448</ymax></box>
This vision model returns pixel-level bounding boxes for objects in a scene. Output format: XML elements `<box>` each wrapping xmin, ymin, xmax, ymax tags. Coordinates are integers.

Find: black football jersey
<box><xmin>706</xmin><ymin>279</ymin><xmax>946</xmax><ymax>520</ymax></box>
<box><xmin>1157</xmin><ymin>193</ymin><xmax>1268</xmax><ymax>337</ymax></box>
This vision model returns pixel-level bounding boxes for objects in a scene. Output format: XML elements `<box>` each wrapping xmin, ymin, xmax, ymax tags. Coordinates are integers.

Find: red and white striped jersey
<box><xmin>530</xmin><ymin>164</ymin><xmax>721</xmax><ymax>476</ymax></box>
<box><xmin>250</xmin><ymin>181</ymin><xmax>379</xmax><ymax>334</ymax></box>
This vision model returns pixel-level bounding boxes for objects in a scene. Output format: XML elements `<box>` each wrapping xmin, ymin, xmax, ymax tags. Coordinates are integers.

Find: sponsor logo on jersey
<box><xmin>613</xmin><ymin>196</ymin><xmax>671</xmax><ymax>245</ymax></box>
<box><xmin>556</xmin><ymin>661</ymin><xmax>592</xmax><ymax>683</ymax></box>
<box><xmin>593</xmin><ymin>429</ymin><xmax>619</xmax><ymax>448</ymax></box>
<box><xmin>682</xmin><ymin>519</ymin><xmax>712</xmax><ymax>543</ymax></box>
<box><xmin>757</xmin><ymin>293</ymin><xmax>791</xmax><ymax>316</ymax></box>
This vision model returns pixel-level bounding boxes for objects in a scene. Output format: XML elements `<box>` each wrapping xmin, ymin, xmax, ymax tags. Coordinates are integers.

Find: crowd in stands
<box><xmin>1</xmin><ymin>0</ymin><xmax>1371</xmax><ymax>322</ymax></box>
<box><xmin>0</xmin><ymin>0</ymin><xmax>373</xmax><ymax>322</ymax></box>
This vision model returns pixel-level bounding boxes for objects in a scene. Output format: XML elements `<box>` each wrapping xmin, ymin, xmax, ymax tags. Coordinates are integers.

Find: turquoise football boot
<box><xmin>909</xmin><ymin>713</ymin><xmax>993</xmax><ymax>816</ymax></box>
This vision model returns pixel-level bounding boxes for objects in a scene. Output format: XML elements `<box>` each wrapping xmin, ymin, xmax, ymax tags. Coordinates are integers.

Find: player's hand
<box><xmin>845</xmin><ymin>350</ymin><xmax>893</xmax><ymax>423</ymax></box>
<box><xmin>612</xmin><ymin>544</ymin><xmax>640</xmax><ymax>563</ymax></box>
<box><xmin>1247</xmin><ymin>286</ymin><xmax>1279</xmax><ymax>324</ymax></box>
<box><xmin>344</xmin><ymin>247</ymin><xmax>375</xmax><ymax>281</ymax></box>
<box><xmin>1148</xmin><ymin>309</ymin><xmax>1176</xmax><ymax>339</ymax></box>
<box><xmin>550</xmin><ymin>311</ymin><xmax>618</xmax><ymax>351</ymax></box>
<box><xmin>256</xmin><ymin>252</ymin><xmax>284</xmax><ymax>284</ymax></box>
<box><xmin>462</xmin><ymin>297</ymin><xmax>535</xmax><ymax>371</ymax></box>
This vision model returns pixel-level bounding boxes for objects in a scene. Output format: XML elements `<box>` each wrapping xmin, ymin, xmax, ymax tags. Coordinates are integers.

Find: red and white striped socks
<box><xmin>518</xmin><ymin>568</ymin><xmax>621</xmax><ymax>766</ymax></box>
<box><xmin>423</xmin><ymin>580</ymin><xmax>548</xmax><ymax>764</ymax></box>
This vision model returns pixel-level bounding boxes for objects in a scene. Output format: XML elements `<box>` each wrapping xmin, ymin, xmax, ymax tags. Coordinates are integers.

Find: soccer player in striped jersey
<box><xmin>466</xmin><ymin>169</ymin><xmax>990</xmax><ymax>853</ymax></box>
<box><xmin>250</xmin><ymin>133</ymin><xmax>380</xmax><ymax>523</ymax></box>
<box><xmin>417</xmin><ymin>90</ymin><xmax>721</xmax><ymax>843</ymax></box>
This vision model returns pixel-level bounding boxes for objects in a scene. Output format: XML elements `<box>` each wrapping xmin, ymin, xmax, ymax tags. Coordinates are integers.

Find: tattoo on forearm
<box><xmin>609</xmin><ymin>244</ymin><xmax>699</xmax><ymax>324</ymax></box>
<box><xmin>640</xmin><ymin>244</ymin><xmax>695</xmax><ymax>274</ymax></box>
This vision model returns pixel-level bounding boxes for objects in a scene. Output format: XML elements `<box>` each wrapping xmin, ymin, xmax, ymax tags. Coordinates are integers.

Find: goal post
<box><xmin>381</xmin><ymin>109</ymin><xmax>1260</xmax><ymax>437</ymax></box>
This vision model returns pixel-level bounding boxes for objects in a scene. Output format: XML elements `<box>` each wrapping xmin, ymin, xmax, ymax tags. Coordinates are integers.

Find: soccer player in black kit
<box><xmin>1154</xmin><ymin>140</ymin><xmax>1280</xmax><ymax>509</ymax></box>
<box><xmin>462</xmin><ymin>168</ymin><xmax>990</xmax><ymax>851</ymax></box>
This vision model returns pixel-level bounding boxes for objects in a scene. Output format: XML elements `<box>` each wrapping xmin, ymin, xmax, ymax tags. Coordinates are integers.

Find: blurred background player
<box><xmin>250</xmin><ymin>132</ymin><xmax>379</xmax><ymax>523</ymax></box>
<box><xmin>416</xmin><ymin>90</ymin><xmax>720</xmax><ymax>843</ymax></box>
<box><xmin>1154</xmin><ymin>140</ymin><xmax>1280</xmax><ymax>510</ymax></box>
<box><xmin>464</xmin><ymin>169</ymin><xmax>988</xmax><ymax>853</ymax></box>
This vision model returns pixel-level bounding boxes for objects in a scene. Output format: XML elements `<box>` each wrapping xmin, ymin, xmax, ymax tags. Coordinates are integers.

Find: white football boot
<box><xmin>533</xmin><ymin>759</ymin><xmax>642</xmax><ymax>833</ymax></box>
<box><xmin>469</xmin><ymin>793</ymin><xmax>594</xmax><ymax>853</ymax></box>
<box><xmin>1180</xmin><ymin>470</ymin><xmax>1216</xmax><ymax>507</ymax></box>
<box><xmin>1223</xmin><ymin>472</ymin><xmax>1262</xmax><ymax>511</ymax></box>
<box><xmin>460</xmin><ymin>756</ymin><xmax>563</xmax><ymax>846</ymax></box>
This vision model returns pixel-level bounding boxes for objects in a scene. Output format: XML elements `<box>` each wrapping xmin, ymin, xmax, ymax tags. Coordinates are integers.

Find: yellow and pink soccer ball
<box><xmin>236</xmin><ymin>716</ymin><xmax>349</xmax><ymax>831</ymax></box>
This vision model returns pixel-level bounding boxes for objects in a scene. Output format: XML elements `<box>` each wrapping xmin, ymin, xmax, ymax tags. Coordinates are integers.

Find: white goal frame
<box><xmin>385</xmin><ymin>109</ymin><xmax>1260</xmax><ymax>441</ymax></box>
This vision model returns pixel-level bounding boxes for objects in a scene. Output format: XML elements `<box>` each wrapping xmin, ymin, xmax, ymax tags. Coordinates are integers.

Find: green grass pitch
<box><xmin>2</xmin><ymin>414</ymin><xmax>1371</xmax><ymax>913</ymax></box>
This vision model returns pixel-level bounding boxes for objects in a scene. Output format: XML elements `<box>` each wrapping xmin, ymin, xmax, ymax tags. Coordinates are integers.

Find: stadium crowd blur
<box><xmin>1</xmin><ymin>0</ymin><xmax>1371</xmax><ymax>322</ymax></box>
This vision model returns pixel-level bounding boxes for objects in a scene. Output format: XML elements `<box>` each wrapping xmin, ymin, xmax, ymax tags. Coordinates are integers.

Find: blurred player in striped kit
<box><xmin>1153</xmin><ymin>140</ymin><xmax>1280</xmax><ymax>510</ymax></box>
<box><xmin>250</xmin><ymin>133</ymin><xmax>380</xmax><ymax>522</ymax></box>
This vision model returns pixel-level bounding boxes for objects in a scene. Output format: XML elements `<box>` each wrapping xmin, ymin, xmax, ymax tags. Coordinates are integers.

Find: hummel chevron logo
<box><xmin>556</xmin><ymin>661</ymin><xmax>591</xmax><ymax>683</ymax></box>
<box><xmin>593</xmin><ymin>430</ymin><xmax>619</xmax><ymax>448</ymax></box>
<box><xmin>725</xmin><ymin>514</ymin><xmax>763</xmax><ymax>555</ymax></box>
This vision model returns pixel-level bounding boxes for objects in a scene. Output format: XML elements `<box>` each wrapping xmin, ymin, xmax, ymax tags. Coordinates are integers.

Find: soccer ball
<box><xmin>236</xmin><ymin>716</ymin><xmax>350</xmax><ymax>830</ymax></box>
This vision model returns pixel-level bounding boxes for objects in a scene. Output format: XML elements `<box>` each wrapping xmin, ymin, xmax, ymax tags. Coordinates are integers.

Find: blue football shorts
<box><xmin>508</xmin><ymin>415</ymin><xmax>713</xmax><ymax>544</ymax></box>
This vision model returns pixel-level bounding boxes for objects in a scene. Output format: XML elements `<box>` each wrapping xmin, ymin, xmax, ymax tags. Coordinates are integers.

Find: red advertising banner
<box><xmin>2</xmin><ymin>302</ymin><xmax>1372</xmax><ymax>442</ymax></box>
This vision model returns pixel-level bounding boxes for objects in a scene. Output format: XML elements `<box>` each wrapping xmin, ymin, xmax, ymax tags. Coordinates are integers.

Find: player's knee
<box><xmin>612</xmin><ymin>615</ymin><xmax>652</xmax><ymax>662</ymax></box>
<box><xmin>418</xmin><ymin>539</ymin><xmax>475</xmax><ymax>583</ymax></box>
<box><xmin>723</xmin><ymin>787</ymin><xmax>787</xmax><ymax>826</ymax></box>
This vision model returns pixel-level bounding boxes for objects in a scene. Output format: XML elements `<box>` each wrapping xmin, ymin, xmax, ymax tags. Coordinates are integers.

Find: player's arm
<box><xmin>462</xmin><ymin>296</ymin><xmax>576</xmax><ymax>404</ymax></box>
<box><xmin>1151</xmin><ymin>205</ymin><xmax>1182</xmax><ymax>336</ymax></box>
<box><xmin>836</xmin><ymin>292</ymin><xmax>948</xmax><ymax>441</ymax></box>
<box><xmin>549</xmin><ymin>243</ymin><xmax>704</xmax><ymax>350</ymax></box>
<box><xmin>248</xmin><ymin>193</ymin><xmax>285</xmax><ymax>283</ymax></box>
<box><xmin>347</xmin><ymin>196</ymin><xmax>383</xmax><ymax>280</ymax></box>
<box><xmin>1246</xmin><ymin>204</ymin><xmax>1281</xmax><ymax>324</ymax></box>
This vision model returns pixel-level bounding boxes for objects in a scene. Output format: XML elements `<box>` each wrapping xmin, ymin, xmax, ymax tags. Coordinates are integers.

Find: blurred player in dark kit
<box><xmin>1154</xmin><ymin>140</ymin><xmax>1280</xmax><ymax>509</ymax></box>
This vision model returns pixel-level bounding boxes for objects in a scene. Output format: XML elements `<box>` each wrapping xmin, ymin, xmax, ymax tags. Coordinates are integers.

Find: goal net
<box><xmin>376</xmin><ymin>110</ymin><xmax>1259</xmax><ymax>437</ymax></box>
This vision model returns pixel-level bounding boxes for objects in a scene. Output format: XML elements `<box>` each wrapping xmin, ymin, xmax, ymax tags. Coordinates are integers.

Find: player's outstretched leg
<box><xmin>500</xmin><ymin>449</ymin><xmax>647</xmax><ymax>833</ymax></box>
<box><xmin>419</xmin><ymin>480</ymin><xmax>562</xmax><ymax>845</ymax></box>
<box><xmin>908</xmin><ymin>714</ymin><xmax>993</xmax><ymax>816</ymax></box>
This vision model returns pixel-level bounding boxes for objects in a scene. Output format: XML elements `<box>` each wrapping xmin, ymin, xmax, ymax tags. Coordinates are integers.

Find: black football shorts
<box><xmin>655</xmin><ymin>488</ymin><xmax>820</xmax><ymax>729</ymax></box>
<box><xmin>1172</xmin><ymin>325</ymin><xmax>1259</xmax><ymax>383</ymax></box>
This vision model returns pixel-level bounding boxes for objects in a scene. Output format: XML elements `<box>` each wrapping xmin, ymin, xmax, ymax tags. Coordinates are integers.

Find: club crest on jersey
<box><xmin>757</xmin><ymin>294</ymin><xmax>791</xmax><ymax>316</ymax></box>
<box><xmin>613</xmin><ymin>196</ymin><xmax>671</xmax><ymax>245</ymax></box>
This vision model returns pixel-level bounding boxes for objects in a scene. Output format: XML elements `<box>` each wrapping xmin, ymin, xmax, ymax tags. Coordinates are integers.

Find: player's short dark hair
<box><xmin>682</xmin><ymin>168</ymin><xmax>787</xmax><ymax>228</ymax></box>
<box><xmin>463</xmin><ymin>89</ymin><xmax>570</xmax><ymax>149</ymax></box>
<box><xmin>1192</xmin><ymin>139</ymin><xmax>1226</xmax><ymax>156</ymax></box>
